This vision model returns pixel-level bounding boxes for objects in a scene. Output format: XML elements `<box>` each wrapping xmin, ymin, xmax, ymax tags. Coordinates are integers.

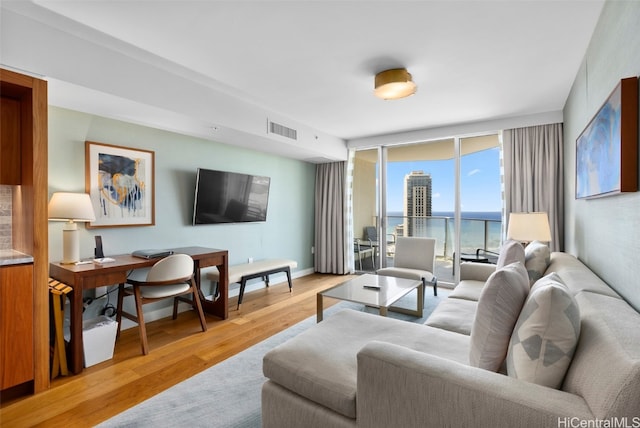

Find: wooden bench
<box><xmin>206</xmin><ymin>259</ymin><xmax>297</xmax><ymax>309</ymax></box>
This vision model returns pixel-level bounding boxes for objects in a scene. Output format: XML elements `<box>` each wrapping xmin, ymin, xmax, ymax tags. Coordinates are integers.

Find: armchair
<box><xmin>376</xmin><ymin>237</ymin><xmax>437</xmax><ymax>296</ymax></box>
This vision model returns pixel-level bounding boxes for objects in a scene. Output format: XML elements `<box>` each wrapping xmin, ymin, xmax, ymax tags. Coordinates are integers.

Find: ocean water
<box><xmin>385</xmin><ymin>211</ymin><xmax>502</xmax><ymax>255</ymax></box>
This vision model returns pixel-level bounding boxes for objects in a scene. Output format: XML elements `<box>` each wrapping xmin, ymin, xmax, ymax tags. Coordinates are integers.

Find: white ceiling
<box><xmin>2</xmin><ymin>0</ymin><xmax>605</xmax><ymax>160</ymax></box>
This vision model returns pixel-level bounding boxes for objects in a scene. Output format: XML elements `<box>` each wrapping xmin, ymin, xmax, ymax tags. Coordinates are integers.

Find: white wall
<box><xmin>563</xmin><ymin>0</ymin><xmax>640</xmax><ymax>310</ymax></box>
<box><xmin>48</xmin><ymin>106</ymin><xmax>316</xmax><ymax>318</ymax></box>
<box><xmin>1</xmin><ymin>6</ymin><xmax>347</xmax><ymax>164</ymax></box>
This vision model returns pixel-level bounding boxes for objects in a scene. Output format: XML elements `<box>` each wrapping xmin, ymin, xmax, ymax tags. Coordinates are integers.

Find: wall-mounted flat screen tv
<box><xmin>192</xmin><ymin>168</ymin><xmax>271</xmax><ymax>225</ymax></box>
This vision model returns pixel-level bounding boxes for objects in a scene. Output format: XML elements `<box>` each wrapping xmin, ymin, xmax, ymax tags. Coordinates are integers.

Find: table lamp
<box><xmin>506</xmin><ymin>212</ymin><xmax>551</xmax><ymax>245</ymax></box>
<box><xmin>48</xmin><ymin>192</ymin><xmax>96</xmax><ymax>264</ymax></box>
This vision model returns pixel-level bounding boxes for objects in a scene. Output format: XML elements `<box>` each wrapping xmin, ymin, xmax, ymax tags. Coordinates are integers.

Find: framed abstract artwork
<box><xmin>85</xmin><ymin>141</ymin><xmax>155</xmax><ymax>228</ymax></box>
<box><xmin>575</xmin><ymin>77</ymin><xmax>638</xmax><ymax>199</ymax></box>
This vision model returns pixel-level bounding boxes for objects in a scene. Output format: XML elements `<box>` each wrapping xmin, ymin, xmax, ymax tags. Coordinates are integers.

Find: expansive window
<box><xmin>350</xmin><ymin>134</ymin><xmax>502</xmax><ymax>285</ymax></box>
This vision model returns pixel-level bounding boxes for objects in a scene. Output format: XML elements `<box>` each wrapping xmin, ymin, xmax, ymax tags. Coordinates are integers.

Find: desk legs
<box><xmin>62</xmin><ymin>258</ymin><xmax>228</xmax><ymax>374</ymax></box>
<box><xmin>198</xmin><ymin>262</ymin><xmax>229</xmax><ymax>320</ymax></box>
<box><xmin>69</xmin><ymin>286</ymin><xmax>85</xmax><ymax>374</ymax></box>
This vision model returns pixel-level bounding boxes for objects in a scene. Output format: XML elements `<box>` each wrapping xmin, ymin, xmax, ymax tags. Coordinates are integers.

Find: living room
<box><xmin>1</xmin><ymin>0</ymin><xmax>639</xmax><ymax>426</ymax></box>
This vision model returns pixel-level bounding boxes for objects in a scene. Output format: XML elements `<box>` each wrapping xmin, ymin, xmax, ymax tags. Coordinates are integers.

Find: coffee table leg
<box><xmin>388</xmin><ymin>283</ymin><xmax>424</xmax><ymax>318</ymax></box>
<box><xmin>417</xmin><ymin>282</ymin><xmax>424</xmax><ymax>318</ymax></box>
<box><xmin>317</xmin><ymin>293</ymin><xmax>324</xmax><ymax>322</ymax></box>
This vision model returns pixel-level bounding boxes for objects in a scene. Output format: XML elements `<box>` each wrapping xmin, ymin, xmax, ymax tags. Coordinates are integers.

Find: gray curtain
<box><xmin>314</xmin><ymin>162</ymin><xmax>347</xmax><ymax>274</ymax></box>
<box><xmin>503</xmin><ymin>123</ymin><xmax>564</xmax><ymax>251</ymax></box>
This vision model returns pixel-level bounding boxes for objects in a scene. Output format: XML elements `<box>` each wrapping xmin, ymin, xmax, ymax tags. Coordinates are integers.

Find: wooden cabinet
<box><xmin>0</xmin><ymin>68</ymin><xmax>48</xmax><ymax>394</ymax></box>
<box><xmin>0</xmin><ymin>95</ymin><xmax>22</xmax><ymax>184</ymax></box>
<box><xmin>0</xmin><ymin>264</ymin><xmax>34</xmax><ymax>390</ymax></box>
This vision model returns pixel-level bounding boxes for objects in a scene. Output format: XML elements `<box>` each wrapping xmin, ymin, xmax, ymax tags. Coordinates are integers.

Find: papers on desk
<box><xmin>93</xmin><ymin>257</ymin><xmax>115</xmax><ymax>265</ymax></box>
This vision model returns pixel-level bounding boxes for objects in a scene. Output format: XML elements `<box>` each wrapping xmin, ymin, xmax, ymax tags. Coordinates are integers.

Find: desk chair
<box><xmin>116</xmin><ymin>254</ymin><xmax>207</xmax><ymax>355</ymax></box>
<box><xmin>376</xmin><ymin>237</ymin><xmax>438</xmax><ymax>296</ymax></box>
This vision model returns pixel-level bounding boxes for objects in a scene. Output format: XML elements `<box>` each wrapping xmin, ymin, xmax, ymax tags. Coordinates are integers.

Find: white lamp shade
<box><xmin>48</xmin><ymin>192</ymin><xmax>96</xmax><ymax>264</ymax></box>
<box><xmin>507</xmin><ymin>212</ymin><xmax>552</xmax><ymax>243</ymax></box>
<box><xmin>48</xmin><ymin>192</ymin><xmax>96</xmax><ymax>222</ymax></box>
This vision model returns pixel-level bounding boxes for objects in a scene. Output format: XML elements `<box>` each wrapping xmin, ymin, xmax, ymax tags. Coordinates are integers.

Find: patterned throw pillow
<box><xmin>524</xmin><ymin>240</ymin><xmax>551</xmax><ymax>286</ymax></box>
<box><xmin>469</xmin><ymin>261</ymin><xmax>530</xmax><ymax>371</ymax></box>
<box><xmin>496</xmin><ymin>239</ymin><xmax>525</xmax><ymax>269</ymax></box>
<box><xmin>507</xmin><ymin>273</ymin><xmax>581</xmax><ymax>389</ymax></box>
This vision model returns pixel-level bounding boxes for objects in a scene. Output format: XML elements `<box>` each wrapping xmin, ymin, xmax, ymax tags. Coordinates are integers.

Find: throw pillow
<box><xmin>524</xmin><ymin>240</ymin><xmax>551</xmax><ymax>286</ymax></box>
<box><xmin>506</xmin><ymin>273</ymin><xmax>581</xmax><ymax>389</ymax></box>
<box><xmin>496</xmin><ymin>239</ymin><xmax>525</xmax><ymax>269</ymax></box>
<box><xmin>469</xmin><ymin>261</ymin><xmax>530</xmax><ymax>371</ymax></box>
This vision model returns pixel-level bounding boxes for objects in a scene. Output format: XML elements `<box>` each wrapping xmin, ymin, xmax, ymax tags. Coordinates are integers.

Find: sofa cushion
<box><xmin>496</xmin><ymin>239</ymin><xmax>525</xmax><ymax>269</ymax></box>
<box><xmin>506</xmin><ymin>273</ymin><xmax>580</xmax><ymax>389</ymax></box>
<box><xmin>524</xmin><ymin>241</ymin><xmax>550</xmax><ymax>286</ymax></box>
<box><xmin>562</xmin><ymin>292</ymin><xmax>640</xmax><ymax>419</ymax></box>
<box><xmin>469</xmin><ymin>261</ymin><xmax>529</xmax><ymax>371</ymax></box>
<box><xmin>263</xmin><ymin>309</ymin><xmax>470</xmax><ymax>419</ymax></box>
<box><xmin>448</xmin><ymin>279</ymin><xmax>484</xmax><ymax>301</ymax></box>
<box><xmin>424</xmin><ymin>297</ymin><xmax>477</xmax><ymax>335</ymax></box>
<box><xmin>547</xmin><ymin>252</ymin><xmax>621</xmax><ymax>299</ymax></box>
<box><xmin>459</xmin><ymin>261</ymin><xmax>497</xmax><ymax>282</ymax></box>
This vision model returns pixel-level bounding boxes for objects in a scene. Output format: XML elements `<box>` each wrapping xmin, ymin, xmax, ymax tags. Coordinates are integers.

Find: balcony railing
<box><xmin>386</xmin><ymin>214</ymin><xmax>502</xmax><ymax>258</ymax></box>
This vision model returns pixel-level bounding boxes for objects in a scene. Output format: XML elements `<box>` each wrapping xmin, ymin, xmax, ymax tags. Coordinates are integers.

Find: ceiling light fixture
<box><xmin>374</xmin><ymin>68</ymin><xmax>417</xmax><ymax>100</ymax></box>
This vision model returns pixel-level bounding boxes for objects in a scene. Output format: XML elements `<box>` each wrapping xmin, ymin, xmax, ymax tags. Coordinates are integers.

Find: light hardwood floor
<box><xmin>0</xmin><ymin>273</ymin><xmax>352</xmax><ymax>427</ymax></box>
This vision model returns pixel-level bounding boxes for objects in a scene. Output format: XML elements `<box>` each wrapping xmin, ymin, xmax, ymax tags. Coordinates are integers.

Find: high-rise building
<box><xmin>403</xmin><ymin>171</ymin><xmax>432</xmax><ymax>237</ymax></box>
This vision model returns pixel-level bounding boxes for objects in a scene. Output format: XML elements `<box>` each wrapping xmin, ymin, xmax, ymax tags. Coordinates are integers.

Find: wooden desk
<box><xmin>49</xmin><ymin>246</ymin><xmax>228</xmax><ymax>374</ymax></box>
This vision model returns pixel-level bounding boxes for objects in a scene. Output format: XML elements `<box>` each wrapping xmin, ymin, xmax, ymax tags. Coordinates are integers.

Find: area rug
<box><xmin>97</xmin><ymin>289</ymin><xmax>448</xmax><ymax>428</ymax></box>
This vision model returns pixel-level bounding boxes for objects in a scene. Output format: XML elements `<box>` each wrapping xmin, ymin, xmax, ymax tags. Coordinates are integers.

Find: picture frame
<box><xmin>85</xmin><ymin>141</ymin><xmax>155</xmax><ymax>228</ymax></box>
<box><xmin>575</xmin><ymin>77</ymin><xmax>638</xmax><ymax>199</ymax></box>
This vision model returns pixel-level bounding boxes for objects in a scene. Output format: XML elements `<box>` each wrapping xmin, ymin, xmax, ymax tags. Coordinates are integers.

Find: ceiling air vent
<box><xmin>268</xmin><ymin>120</ymin><xmax>298</xmax><ymax>140</ymax></box>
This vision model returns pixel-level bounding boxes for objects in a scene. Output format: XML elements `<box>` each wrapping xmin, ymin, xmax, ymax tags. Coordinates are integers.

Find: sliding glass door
<box><xmin>384</xmin><ymin>139</ymin><xmax>456</xmax><ymax>284</ymax></box>
<box><xmin>351</xmin><ymin>133</ymin><xmax>502</xmax><ymax>284</ymax></box>
<box><xmin>351</xmin><ymin>148</ymin><xmax>379</xmax><ymax>272</ymax></box>
<box><xmin>459</xmin><ymin>136</ymin><xmax>503</xmax><ymax>260</ymax></box>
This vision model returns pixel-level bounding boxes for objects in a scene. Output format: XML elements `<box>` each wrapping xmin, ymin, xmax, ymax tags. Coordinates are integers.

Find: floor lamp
<box><xmin>48</xmin><ymin>192</ymin><xmax>96</xmax><ymax>264</ymax></box>
<box><xmin>506</xmin><ymin>212</ymin><xmax>552</xmax><ymax>246</ymax></box>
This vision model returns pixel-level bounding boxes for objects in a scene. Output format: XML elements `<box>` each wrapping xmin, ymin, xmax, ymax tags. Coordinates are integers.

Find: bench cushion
<box><xmin>206</xmin><ymin>258</ymin><xmax>297</xmax><ymax>284</ymax></box>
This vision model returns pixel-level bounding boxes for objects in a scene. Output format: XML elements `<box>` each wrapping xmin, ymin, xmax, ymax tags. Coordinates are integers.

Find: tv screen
<box><xmin>192</xmin><ymin>168</ymin><xmax>271</xmax><ymax>225</ymax></box>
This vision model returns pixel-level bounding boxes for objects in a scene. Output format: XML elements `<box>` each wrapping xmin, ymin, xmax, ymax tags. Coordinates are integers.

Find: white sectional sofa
<box><xmin>261</xmin><ymin>247</ymin><xmax>640</xmax><ymax>427</ymax></box>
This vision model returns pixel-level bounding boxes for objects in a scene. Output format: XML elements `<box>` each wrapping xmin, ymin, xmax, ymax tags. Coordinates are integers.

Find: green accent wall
<box><xmin>563</xmin><ymin>0</ymin><xmax>640</xmax><ymax>310</ymax></box>
<box><xmin>48</xmin><ymin>107</ymin><xmax>316</xmax><ymax>294</ymax></box>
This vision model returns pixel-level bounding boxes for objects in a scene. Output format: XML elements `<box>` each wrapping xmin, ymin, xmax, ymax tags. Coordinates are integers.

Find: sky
<box><xmin>386</xmin><ymin>147</ymin><xmax>502</xmax><ymax>213</ymax></box>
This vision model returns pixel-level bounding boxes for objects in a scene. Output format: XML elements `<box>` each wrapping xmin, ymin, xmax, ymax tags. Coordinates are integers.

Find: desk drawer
<box><xmin>197</xmin><ymin>255</ymin><xmax>226</xmax><ymax>269</ymax></box>
<box><xmin>82</xmin><ymin>271</ymin><xmax>128</xmax><ymax>288</ymax></box>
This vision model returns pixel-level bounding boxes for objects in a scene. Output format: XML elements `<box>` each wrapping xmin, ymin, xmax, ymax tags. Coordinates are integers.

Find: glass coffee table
<box><xmin>317</xmin><ymin>274</ymin><xmax>423</xmax><ymax>322</ymax></box>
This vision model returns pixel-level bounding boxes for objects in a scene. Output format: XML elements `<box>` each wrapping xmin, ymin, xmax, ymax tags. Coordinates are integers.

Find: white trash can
<box><xmin>82</xmin><ymin>315</ymin><xmax>118</xmax><ymax>367</ymax></box>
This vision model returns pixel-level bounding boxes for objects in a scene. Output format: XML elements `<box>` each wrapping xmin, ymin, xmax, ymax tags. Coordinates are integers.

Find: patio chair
<box><xmin>354</xmin><ymin>238</ymin><xmax>375</xmax><ymax>271</ymax></box>
<box><xmin>452</xmin><ymin>248</ymin><xmax>499</xmax><ymax>275</ymax></box>
<box><xmin>364</xmin><ymin>226</ymin><xmax>396</xmax><ymax>246</ymax></box>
